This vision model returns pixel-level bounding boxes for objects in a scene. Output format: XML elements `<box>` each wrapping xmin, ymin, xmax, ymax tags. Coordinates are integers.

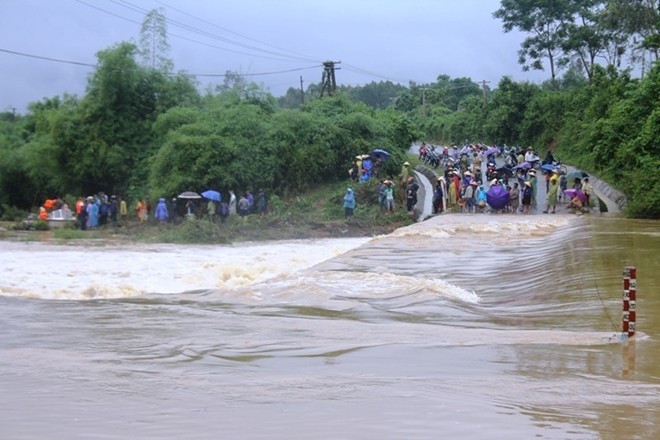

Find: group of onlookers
<box><xmin>65</xmin><ymin>188</ymin><xmax>269</xmax><ymax>230</ymax></box>
<box><xmin>74</xmin><ymin>193</ymin><xmax>128</xmax><ymax>229</ymax></box>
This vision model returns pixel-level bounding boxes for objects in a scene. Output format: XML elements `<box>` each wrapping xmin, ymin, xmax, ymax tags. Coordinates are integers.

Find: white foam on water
<box><xmin>233</xmin><ymin>270</ymin><xmax>481</xmax><ymax>305</ymax></box>
<box><xmin>390</xmin><ymin>213</ymin><xmax>574</xmax><ymax>239</ymax></box>
<box><xmin>0</xmin><ymin>238</ymin><xmax>370</xmax><ymax>300</ymax></box>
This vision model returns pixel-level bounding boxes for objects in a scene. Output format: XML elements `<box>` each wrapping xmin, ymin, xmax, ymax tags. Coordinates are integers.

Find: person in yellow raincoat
<box><xmin>543</xmin><ymin>171</ymin><xmax>559</xmax><ymax>214</ymax></box>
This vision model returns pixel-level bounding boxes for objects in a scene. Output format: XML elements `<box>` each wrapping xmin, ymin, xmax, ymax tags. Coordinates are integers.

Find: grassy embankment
<box><xmin>0</xmin><ymin>178</ymin><xmax>415</xmax><ymax>244</ymax></box>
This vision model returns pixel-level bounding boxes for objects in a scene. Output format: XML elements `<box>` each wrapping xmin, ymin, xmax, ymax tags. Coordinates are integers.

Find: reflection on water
<box><xmin>0</xmin><ymin>214</ymin><xmax>658</xmax><ymax>439</ymax></box>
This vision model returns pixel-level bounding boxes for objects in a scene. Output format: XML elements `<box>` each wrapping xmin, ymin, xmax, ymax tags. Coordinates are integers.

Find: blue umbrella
<box><xmin>486</xmin><ymin>185</ymin><xmax>510</xmax><ymax>210</ymax></box>
<box><xmin>370</xmin><ymin>148</ymin><xmax>391</xmax><ymax>161</ymax></box>
<box><xmin>484</xmin><ymin>147</ymin><xmax>500</xmax><ymax>156</ymax></box>
<box><xmin>541</xmin><ymin>164</ymin><xmax>557</xmax><ymax>172</ymax></box>
<box><xmin>201</xmin><ymin>190</ymin><xmax>221</xmax><ymax>202</ymax></box>
<box><xmin>513</xmin><ymin>161</ymin><xmax>532</xmax><ymax>170</ymax></box>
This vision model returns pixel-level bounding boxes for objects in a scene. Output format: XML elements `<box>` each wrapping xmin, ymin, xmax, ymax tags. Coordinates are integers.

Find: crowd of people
<box><xmin>342</xmin><ymin>142</ymin><xmax>595</xmax><ymax>219</ymax></box>
<box><xmin>35</xmin><ymin>188</ymin><xmax>270</xmax><ymax>231</ymax></box>
<box><xmin>173</xmin><ymin>189</ymin><xmax>268</xmax><ymax>225</ymax></box>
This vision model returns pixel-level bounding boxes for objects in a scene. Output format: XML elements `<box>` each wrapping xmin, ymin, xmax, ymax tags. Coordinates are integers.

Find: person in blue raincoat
<box><xmin>476</xmin><ymin>185</ymin><xmax>488</xmax><ymax>212</ymax></box>
<box><xmin>154</xmin><ymin>198</ymin><xmax>169</xmax><ymax>223</ymax></box>
<box><xmin>87</xmin><ymin>197</ymin><xmax>99</xmax><ymax>229</ymax></box>
<box><xmin>343</xmin><ymin>188</ymin><xmax>356</xmax><ymax>218</ymax></box>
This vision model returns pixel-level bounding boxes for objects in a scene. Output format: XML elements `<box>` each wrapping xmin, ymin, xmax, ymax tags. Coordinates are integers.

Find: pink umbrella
<box><xmin>563</xmin><ymin>188</ymin><xmax>587</xmax><ymax>202</ymax></box>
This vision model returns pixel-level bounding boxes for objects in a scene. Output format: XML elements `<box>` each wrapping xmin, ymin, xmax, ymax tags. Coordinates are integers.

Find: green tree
<box><xmin>482</xmin><ymin>77</ymin><xmax>540</xmax><ymax>144</ymax></box>
<box><xmin>493</xmin><ymin>0</ymin><xmax>573</xmax><ymax>87</ymax></box>
<box><xmin>606</xmin><ymin>0</ymin><xmax>660</xmax><ymax>64</ymax></box>
<box><xmin>139</xmin><ymin>8</ymin><xmax>173</xmax><ymax>72</ymax></box>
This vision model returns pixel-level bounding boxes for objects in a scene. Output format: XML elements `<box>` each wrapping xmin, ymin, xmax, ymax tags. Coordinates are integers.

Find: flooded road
<box><xmin>1</xmin><ymin>214</ymin><xmax>658</xmax><ymax>439</ymax></box>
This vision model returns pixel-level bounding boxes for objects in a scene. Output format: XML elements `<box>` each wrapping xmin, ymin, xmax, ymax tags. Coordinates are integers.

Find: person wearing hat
<box><xmin>447</xmin><ymin>171</ymin><xmax>460</xmax><ymax>212</ymax></box>
<box><xmin>528</xmin><ymin>169</ymin><xmax>538</xmax><ymax>210</ymax></box>
<box><xmin>398</xmin><ymin>161</ymin><xmax>411</xmax><ymax>200</ymax></box>
<box><xmin>463</xmin><ymin>180</ymin><xmax>478</xmax><ymax>213</ymax></box>
<box><xmin>544</xmin><ymin>172</ymin><xmax>559</xmax><ymax>214</ymax></box>
<box><xmin>521</xmin><ymin>181</ymin><xmax>533</xmax><ymax>214</ymax></box>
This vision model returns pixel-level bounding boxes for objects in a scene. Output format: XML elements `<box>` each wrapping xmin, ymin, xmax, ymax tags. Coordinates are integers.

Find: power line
<box><xmin>0</xmin><ymin>48</ymin><xmax>96</xmax><ymax>68</ymax></box>
<box><xmin>113</xmin><ymin>0</ymin><xmax>316</xmax><ymax>62</ymax></box>
<box><xmin>185</xmin><ymin>65</ymin><xmax>320</xmax><ymax>78</ymax></box>
<box><xmin>76</xmin><ymin>1</ymin><xmax>455</xmax><ymax>91</ymax></box>
<box><xmin>0</xmin><ymin>47</ymin><xmax>319</xmax><ymax>78</ymax></box>
<box><xmin>77</xmin><ymin>0</ymin><xmax>317</xmax><ymax>64</ymax></box>
<box><xmin>342</xmin><ymin>62</ymin><xmax>409</xmax><ymax>83</ymax></box>
<box><xmin>154</xmin><ymin>0</ymin><xmax>318</xmax><ymax>63</ymax></box>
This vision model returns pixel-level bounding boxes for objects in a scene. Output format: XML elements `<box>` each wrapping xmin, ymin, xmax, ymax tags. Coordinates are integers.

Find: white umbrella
<box><xmin>177</xmin><ymin>191</ymin><xmax>202</xmax><ymax>199</ymax></box>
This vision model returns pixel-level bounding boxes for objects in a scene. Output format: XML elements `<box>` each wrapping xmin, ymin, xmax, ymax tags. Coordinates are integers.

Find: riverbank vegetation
<box><xmin>0</xmin><ymin>1</ymin><xmax>658</xmax><ymax>222</ymax></box>
<box><xmin>0</xmin><ymin>180</ymin><xmax>413</xmax><ymax>244</ymax></box>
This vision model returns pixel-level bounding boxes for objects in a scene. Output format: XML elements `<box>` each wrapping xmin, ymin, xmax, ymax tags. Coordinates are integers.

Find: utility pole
<box><xmin>420</xmin><ymin>87</ymin><xmax>428</xmax><ymax>117</ymax></box>
<box><xmin>300</xmin><ymin>76</ymin><xmax>305</xmax><ymax>105</ymax></box>
<box><xmin>481</xmin><ymin>80</ymin><xmax>490</xmax><ymax>109</ymax></box>
<box><xmin>320</xmin><ymin>60</ymin><xmax>341</xmax><ymax>97</ymax></box>
<box><xmin>389</xmin><ymin>96</ymin><xmax>399</xmax><ymax>110</ymax></box>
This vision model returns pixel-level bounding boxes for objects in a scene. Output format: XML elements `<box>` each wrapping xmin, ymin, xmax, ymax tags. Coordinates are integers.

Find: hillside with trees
<box><xmin>0</xmin><ymin>1</ymin><xmax>658</xmax><ymax>219</ymax></box>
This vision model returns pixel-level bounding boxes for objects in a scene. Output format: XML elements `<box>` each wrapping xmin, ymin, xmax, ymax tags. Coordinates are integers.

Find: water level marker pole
<box><xmin>622</xmin><ymin>266</ymin><xmax>637</xmax><ymax>339</ymax></box>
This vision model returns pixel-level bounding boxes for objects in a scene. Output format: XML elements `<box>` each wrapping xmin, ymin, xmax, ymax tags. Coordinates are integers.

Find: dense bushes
<box><xmin>0</xmin><ymin>44</ymin><xmax>416</xmax><ymax>216</ymax></box>
<box><xmin>426</xmin><ymin>65</ymin><xmax>659</xmax><ymax>219</ymax></box>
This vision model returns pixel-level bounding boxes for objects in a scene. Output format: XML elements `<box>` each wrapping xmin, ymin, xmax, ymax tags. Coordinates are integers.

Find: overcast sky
<box><xmin>0</xmin><ymin>0</ymin><xmax>548</xmax><ymax>114</ymax></box>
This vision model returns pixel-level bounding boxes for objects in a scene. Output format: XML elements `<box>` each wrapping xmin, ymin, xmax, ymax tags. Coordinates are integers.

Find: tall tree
<box><xmin>139</xmin><ymin>8</ymin><xmax>173</xmax><ymax>72</ymax></box>
<box><xmin>605</xmin><ymin>0</ymin><xmax>660</xmax><ymax>65</ymax></box>
<box><xmin>561</xmin><ymin>0</ymin><xmax>606</xmax><ymax>83</ymax></box>
<box><xmin>493</xmin><ymin>0</ymin><xmax>574</xmax><ymax>87</ymax></box>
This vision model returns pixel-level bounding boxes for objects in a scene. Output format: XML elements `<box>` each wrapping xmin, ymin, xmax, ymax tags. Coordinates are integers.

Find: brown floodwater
<box><xmin>0</xmin><ymin>213</ymin><xmax>658</xmax><ymax>439</ymax></box>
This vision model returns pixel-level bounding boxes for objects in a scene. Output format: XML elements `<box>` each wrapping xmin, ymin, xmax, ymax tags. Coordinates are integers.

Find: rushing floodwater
<box><xmin>1</xmin><ymin>213</ymin><xmax>658</xmax><ymax>439</ymax></box>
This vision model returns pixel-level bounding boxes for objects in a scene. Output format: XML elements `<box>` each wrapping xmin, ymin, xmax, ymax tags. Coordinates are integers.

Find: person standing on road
<box><xmin>406</xmin><ymin>177</ymin><xmax>419</xmax><ymax>213</ymax></box>
<box><xmin>544</xmin><ymin>172</ymin><xmax>559</xmax><ymax>214</ymax></box>
<box><xmin>582</xmin><ymin>177</ymin><xmax>593</xmax><ymax>209</ymax></box>
<box><xmin>521</xmin><ymin>182</ymin><xmax>533</xmax><ymax>214</ymax></box>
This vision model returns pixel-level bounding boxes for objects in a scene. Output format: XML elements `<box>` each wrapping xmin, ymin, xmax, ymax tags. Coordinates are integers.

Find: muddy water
<box><xmin>0</xmin><ymin>214</ymin><xmax>658</xmax><ymax>439</ymax></box>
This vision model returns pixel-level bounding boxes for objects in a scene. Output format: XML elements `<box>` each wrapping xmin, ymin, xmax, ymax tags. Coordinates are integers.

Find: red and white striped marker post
<box><xmin>622</xmin><ymin>266</ymin><xmax>637</xmax><ymax>339</ymax></box>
